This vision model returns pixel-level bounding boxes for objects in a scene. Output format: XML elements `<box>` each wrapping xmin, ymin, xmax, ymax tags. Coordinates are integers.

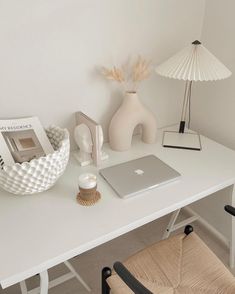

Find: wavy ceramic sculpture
<box><xmin>0</xmin><ymin>126</ymin><xmax>70</xmax><ymax>195</ymax></box>
<box><xmin>109</xmin><ymin>91</ymin><xmax>157</xmax><ymax>151</ymax></box>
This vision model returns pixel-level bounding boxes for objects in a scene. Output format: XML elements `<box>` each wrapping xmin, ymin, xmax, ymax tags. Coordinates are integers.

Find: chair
<box><xmin>102</xmin><ymin>205</ymin><xmax>235</xmax><ymax>294</ymax></box>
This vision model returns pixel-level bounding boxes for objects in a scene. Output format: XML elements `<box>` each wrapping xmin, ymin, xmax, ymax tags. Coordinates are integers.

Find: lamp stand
<box><xmin>179</xmin><ymin>81</ymin><xmax>192</xmax><ymax>133</ymax></box>
<box><xmin>162</xmin><ymin>80</ymin><xmax>202</xmax><ymax>151</ymax></box>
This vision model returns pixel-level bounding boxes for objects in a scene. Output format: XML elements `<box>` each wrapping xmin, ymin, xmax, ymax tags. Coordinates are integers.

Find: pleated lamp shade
<box><xmin>155</xmin><ymin>40</ymin><xmax>232</xmax><ymax>81</ymax></box>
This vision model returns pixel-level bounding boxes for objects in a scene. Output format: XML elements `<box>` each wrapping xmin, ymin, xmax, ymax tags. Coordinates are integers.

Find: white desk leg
<box><xmin>162</xmin><ymin>209</ymin><xmax>181</xmax><ymax>240</ymax></box>
<box><xmin>39</xmin><ymin>271</ymin><xmax>49</xmax><ymax>294</ymax></box>
<box><xmin>64</xmin><ymin>261</ymin><xmax>91</xmax><ymax>292</ymax></box>
<box><xmin>20</xmin><ymin>280</ymin><xmax>28</xmax><ymax>294</ymax></box>
<box><xmin>230</xmin><ymin>186</ymin><xmax>235</xmax><ymax>268</ymax></box>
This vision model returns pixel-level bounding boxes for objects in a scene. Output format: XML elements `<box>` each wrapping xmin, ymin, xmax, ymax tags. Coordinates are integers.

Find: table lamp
<box><xmin>155</xmin><ymin>40</ymin><xmax>232</xmax><ymax>150</ymax></box>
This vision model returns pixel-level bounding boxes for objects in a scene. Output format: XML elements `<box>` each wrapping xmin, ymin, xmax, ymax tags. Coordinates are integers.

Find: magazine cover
<box><xmin>0</xmin><ymin>117</ymin><xmax>54</xmax><ymax>167</ymax></box>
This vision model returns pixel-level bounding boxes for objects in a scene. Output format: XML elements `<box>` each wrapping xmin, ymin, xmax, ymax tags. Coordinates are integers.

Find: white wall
<box><xmin>0</xmin><ymin>0</ymin><xmax>205</xmax><ymax>147</ymax></box>
<box><xmin>190</xmin><ymin>0</ymin><xmax>235</xmax><ymax>239</ymax></box>
<box><xmin>192</xmin><ymin>0</ymin><xmax>235</xmax><ymax>148</ymax></box>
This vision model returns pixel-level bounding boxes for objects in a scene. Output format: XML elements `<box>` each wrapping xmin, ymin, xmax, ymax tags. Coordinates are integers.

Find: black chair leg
<box><xmin>102</xmin><ymin>267</ymin><xmax>112</xmax><ymax>294</ymax></box>
<box><xmin>225</xmin><ymin>205</ymin><xmax>235</xmax><ymax>216</ymax></box>
<box><xmin>184</xmin><ymin>225</ymin><xmax>193</xmax><ymax>235</ymax></box>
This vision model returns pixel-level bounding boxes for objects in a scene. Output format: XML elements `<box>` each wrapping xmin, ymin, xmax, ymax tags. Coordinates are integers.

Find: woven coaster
<box><xmin>77</xmin><ymin>191</ymin><xmax>101</xmax><ymax>206</ymax></box>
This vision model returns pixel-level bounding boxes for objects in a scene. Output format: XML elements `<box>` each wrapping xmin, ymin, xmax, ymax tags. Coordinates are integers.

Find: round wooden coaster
<box><xmin>77</xmin><ymin>191</ymin><xmax>101</xmax><ymax>206</ymax></box>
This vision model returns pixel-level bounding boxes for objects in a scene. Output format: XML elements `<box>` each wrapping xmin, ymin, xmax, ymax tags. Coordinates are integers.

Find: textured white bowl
<box><xmin>0</xmin><ymin>126</ymin><xmax>70</xmax><ymax>195</ymax></box>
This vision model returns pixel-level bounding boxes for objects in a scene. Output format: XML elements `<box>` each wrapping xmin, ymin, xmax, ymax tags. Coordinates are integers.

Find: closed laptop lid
<box><xmin>99</xmin><ymin>155</ymin><xmax>181</xmax><ymax>199</ymax></box>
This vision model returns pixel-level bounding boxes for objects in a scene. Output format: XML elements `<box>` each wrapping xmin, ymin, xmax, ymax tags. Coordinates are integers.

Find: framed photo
<box><xmin>75</xmin><ymin>112</ymin><xmax>102</xmax><ymax>166</ymax></box>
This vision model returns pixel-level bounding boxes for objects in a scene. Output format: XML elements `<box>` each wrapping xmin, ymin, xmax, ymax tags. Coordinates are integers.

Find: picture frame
<box><xmin>75</xmin><ymin>112</ymin><xmax>102</xmax><ymax>166</ymax></box>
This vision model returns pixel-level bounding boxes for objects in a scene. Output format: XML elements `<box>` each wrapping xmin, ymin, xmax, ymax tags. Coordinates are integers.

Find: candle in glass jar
<box><xmin>78</xmin><ymin>173</ymin><xmax>97</xmax><ymax>189</ymax></box>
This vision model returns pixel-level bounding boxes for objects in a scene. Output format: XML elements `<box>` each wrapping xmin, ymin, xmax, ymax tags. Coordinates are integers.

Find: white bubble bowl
<box><xmin>0</xmin><ymin>126</ymin><xmax>70</xmax><ymax>195</ymax></box>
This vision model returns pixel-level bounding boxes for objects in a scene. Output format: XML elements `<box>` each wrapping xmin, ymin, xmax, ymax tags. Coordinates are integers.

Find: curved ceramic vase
<box><xmin>109</xmin><ymin>91</ymin><xmax>157</xmax><ymax>151</ymax></box>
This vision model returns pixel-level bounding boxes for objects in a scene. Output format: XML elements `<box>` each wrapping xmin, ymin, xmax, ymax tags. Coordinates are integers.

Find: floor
<box><xmin>0</xmin><ymin>211</ymin><xmax>233</xmax><ymax>294</ymax></box>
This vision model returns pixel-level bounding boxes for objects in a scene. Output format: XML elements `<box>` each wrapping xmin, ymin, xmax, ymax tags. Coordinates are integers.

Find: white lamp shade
<box><xmin>155</xmin><ymin>41</ymin><xmax>232</xmax><ymax>81</ymax></box>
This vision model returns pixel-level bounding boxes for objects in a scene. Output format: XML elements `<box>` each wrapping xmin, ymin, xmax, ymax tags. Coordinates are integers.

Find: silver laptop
<box><xmin>99</xmin><ymin>155</ymin><xmax>181</xmax><ymax>199</ymax></box>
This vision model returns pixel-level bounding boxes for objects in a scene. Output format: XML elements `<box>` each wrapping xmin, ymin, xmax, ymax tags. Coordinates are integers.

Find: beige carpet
<box><xmin>0</xmin><ymin>212</ymin><xmax>232</xmax><ymax>294</ymax></box>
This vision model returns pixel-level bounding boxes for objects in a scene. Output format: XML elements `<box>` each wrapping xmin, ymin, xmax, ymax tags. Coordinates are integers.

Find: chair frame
<box><xmin>102</xmin><ymin>206</ymin><xmax>235</xmax><ymax>294</ymax></box>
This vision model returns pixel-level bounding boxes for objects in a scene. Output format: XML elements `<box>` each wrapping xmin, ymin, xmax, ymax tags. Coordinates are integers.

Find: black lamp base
<box><xmin>179</xmin><ymin>121</ymin><xmax>186</xmax><ymax>133</ymax></box>
<box><xmin>162</xmin><ymin>131</ymin><xmax>202</xmax><ymax>151</ymax></box>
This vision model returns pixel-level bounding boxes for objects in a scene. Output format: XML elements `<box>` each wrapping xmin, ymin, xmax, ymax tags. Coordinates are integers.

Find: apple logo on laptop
<box><xmin>134</xmin><ymin>169</ymin><xmax>144</xmax><ymax>175</ymax></box>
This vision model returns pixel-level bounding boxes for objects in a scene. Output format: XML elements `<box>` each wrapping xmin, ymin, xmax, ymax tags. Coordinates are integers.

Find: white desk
<box><xmin>1</xmin><ymin>128</ymin><xmax>235</xmax><ymax>293</ymax></box>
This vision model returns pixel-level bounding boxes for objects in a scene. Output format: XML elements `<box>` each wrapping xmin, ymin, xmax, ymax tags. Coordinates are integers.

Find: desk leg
<box><xmin>230</xmin><ymin>186</ymin><xmax>235</xmax><ymax>268</ymax></box>
<box><xmin>39</xmin><ymin>271</ymin><xmax>49</xmax><ymax>294</ymax></box>
<box><xmin>64</xmin><ymin>261</ymin><xmax>91</xmax><ymax>292</ymax></box>
<box><xmin>162</xmin><ymin>209</ymin><xmax>181</xmax><ymax>239</ymax></box>
<box><xmin>20</xmin><ymin>280</ymin><xmax>28</xmax><ymax>294</ymax></box>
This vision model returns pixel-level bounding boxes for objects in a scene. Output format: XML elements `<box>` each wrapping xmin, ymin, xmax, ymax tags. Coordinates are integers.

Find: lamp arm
<box><xmin>179</xmin><ymin>80</ymin><xmax>192</xmax><ymax>133</ymax></box>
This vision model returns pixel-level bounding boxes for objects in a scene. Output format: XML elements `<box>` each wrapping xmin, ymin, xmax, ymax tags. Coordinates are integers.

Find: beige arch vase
<box><xmin>109</xmin><ymin>91</ymin><xmax>157</xmax><ymax>151</ymax></box>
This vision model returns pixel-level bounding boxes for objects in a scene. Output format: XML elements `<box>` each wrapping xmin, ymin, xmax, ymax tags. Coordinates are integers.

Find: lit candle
<box><xmin>78</xmin><ymin>173</ymin><xmax>97</xmax><ymax>189</ymax></box>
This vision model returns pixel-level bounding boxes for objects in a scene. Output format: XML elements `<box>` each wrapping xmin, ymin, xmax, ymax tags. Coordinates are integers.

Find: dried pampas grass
<box><xmin>102</xmin><ymin>56</ymin><xmax>152</xmax><ymax>91</ymax></box>
<box><xmin>102</xmin><ymin>66</ymin><xmax>125</xmax><ymax>82</ymax></box>
<box><xmin>133</xmin><ymin>56</ymin><xmax>151</xmax><ymax>82</ymax></box>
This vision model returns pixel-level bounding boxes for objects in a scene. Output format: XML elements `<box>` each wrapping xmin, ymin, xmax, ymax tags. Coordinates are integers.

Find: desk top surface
<box><xmin>1</xmin><ymin>128</ymin><xmax>235</xmax><ymax>288</ymax></box>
